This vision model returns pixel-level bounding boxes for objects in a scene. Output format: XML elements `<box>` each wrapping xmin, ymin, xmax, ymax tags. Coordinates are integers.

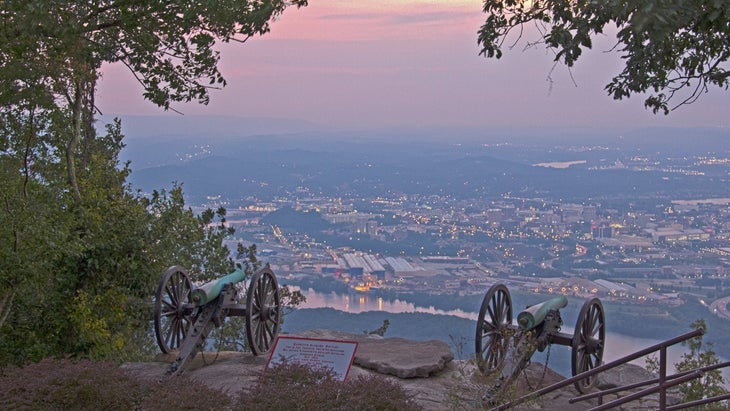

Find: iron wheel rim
<box><xmin>571</xmin><ymin>298</ymin><xmax>605</xmax><ymax>393</ymax></box>
<box><xmin>246</xmin><ymin>267</ymin><xmax>281</xmax><ymax>355</ymax></box>
<box><xmin>475</xmin><ymin>283</ymin><xmax>513</xmax><ymax>374</ymax></box>
<box><xmin>153</xmin><ymin>266</ymin><xmax>195</xmax><ymax>354</ymax></box>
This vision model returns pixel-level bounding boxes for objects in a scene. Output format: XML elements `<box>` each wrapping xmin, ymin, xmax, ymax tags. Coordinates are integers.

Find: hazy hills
<box><xmin>112</xmin><ymin>116</ymin><xmax>729</xmax><ymax>204</ymax></box>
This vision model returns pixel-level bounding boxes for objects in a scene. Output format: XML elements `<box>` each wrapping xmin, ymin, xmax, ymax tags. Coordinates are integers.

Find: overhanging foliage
<box><xmin>478</xmin><ymin>0</ymin><xmax>730</xmax><ymax>113</ymax></box>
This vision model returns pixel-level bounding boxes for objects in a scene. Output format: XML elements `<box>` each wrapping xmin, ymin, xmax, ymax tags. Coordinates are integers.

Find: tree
<box><xmin>674</xmin><ymin>319</ymin><xmax>728</xmax><ymax>406</ymax></box>
<box><xmin>0</xmin><ymin>0</ymin><xmax>308</xmax><ymax>363</ymax></box>
<box><xmin>646</xmin><ymin>319</ymin><xmax>728</xmax><ymax>407</ymax></box>
<box><xmin>477</xmin><ymin>0</ymin><xmax>730</xmax><ymax>114</ymax></box>
<box><xmin>1</xmin><ymin>0</ymin><xmax>308</xmax><ymax>202</ymax></box>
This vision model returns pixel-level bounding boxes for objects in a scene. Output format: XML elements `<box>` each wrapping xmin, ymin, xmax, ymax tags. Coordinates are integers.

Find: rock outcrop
<box><xmin>296</xmin><ymin>329</ymin><xmax>453</xmax><ymax>378</ymax></box>
<box><xmin>124</xmin><ymin>330</ymin><xmax>679</xmax><ymax>410</ymax></box>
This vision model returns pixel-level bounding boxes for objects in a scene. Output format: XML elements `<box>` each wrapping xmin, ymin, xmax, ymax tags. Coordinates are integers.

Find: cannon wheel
<box><xmin>571</xmin><ymin>298</ymin><xmax>605</xmax><ymax>393</ymax></box>
<box><xmin>154</xmin><ymin>266</ymin><xmax>196</xmax><ymax>354</ymax></box>
<box><xmin>246</xmin><ymin>267</ymin><xmax>281</xmax><ymax>355</ymax></box>
<box><xmin>475</xmin><ymin>284</ymin><xmax>513</xmax><ymax>374</ymax></box>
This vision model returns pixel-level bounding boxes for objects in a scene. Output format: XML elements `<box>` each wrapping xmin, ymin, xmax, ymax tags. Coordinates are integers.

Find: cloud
<box><xmin>389</xmin><ymin>10</ymin><xmax>479</xmax><ymax>25</ymax></box>
<box><xmin>318</xmin><ymin>13</ymin><xmax>386</xmax><ymax>21</ymax></box>
<box><xmin>319</xmin><ymin>10</ymin><xmax>478</xmax><ymax>25</ymax></box>
<box><xmin>269</xmin><ymin>1</ymin><xmax>484</xmax><ymax>42</ymax></box>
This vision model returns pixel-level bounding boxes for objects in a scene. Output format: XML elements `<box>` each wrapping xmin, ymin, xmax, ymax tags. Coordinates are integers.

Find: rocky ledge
<box><xmin>123</xmin><ymin>330</ymin><xmax>679</xmax><ymax>410</ymax></box>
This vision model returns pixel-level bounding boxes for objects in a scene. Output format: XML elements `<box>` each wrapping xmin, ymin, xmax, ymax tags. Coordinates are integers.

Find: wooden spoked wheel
<box><xmin>154</xmin><ymin>266</ymin><xmax>196</xmax><ymax>353</ymax></box>
<box><xmin>475</xmin><ymin>284</ymin><xmax>513</xmax><ymax>374</ymax></box>
<box><xmin>571</xmin><ymin>298</ymin><xmax>605</xmax><ymax>393</ymax></box>
<box><xmin>245</xmin><ymin>267</ymin><xmax>281</xmax><ymax>355</ymax></box>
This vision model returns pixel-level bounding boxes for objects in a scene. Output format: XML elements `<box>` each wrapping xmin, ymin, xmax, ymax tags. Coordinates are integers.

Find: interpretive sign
<box><xmin>267</xmin><ymin>336</ymin><xmax>358</xmax><ymax>381</ymax></box>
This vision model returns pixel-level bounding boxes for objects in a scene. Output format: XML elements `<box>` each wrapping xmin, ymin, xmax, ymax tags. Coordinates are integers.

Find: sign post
<box><xmin>267</xmin><ymin>336</ymin><xmax>358</xmax><ymax>381</ymax></box>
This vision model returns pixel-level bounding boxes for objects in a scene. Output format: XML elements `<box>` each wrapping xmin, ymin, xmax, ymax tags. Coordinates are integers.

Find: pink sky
<box><xmin>97</xmin><ymin>1</ymin><xmax>729</xmax><ymax>129</ymax></box>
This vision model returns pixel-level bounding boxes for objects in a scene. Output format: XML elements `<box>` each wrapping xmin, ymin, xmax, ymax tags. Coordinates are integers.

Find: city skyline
<box><xmin>97</xmin><ymin>1</ymin><xmax>729</xmax><ymax>131</ymax></box>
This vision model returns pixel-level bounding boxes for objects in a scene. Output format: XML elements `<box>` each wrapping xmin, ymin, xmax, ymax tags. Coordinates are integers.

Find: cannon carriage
<box><xmin>475</xmin><ymin>284</ymin><xmax>605</xmax><ymax>396</ymax></box>
<box><xmin>153</xmin><ymin>265</ymin><xmax>281</xmax><ymax>374</ymax></box>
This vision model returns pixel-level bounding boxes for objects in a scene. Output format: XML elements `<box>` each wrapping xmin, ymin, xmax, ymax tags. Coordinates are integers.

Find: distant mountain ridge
<box><xmin>101</xmin><ymin>114</ymin><xmax>321</xmax><ymax>139</ymax></box>
<box><xmin>115</xmin><ymin>117</ymin><xmax>730</xmax><ymax>202</ymax></box>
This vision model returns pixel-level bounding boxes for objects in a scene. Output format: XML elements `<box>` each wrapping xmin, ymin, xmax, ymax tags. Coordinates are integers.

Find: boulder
<box><xmin>295</xmin><ymin>329</ymin><xmax>454</xmax><ymax>378</ymax></box>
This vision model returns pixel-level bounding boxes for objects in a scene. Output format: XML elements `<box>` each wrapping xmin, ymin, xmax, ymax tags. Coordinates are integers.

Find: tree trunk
<box><xmin>67</xmin><ymin>80</ymin><xmax>83</xmax><ymax>205</ymax></box>
<box><xmin>0</xmin><ymin>291</ymin><xmax>13</xmax><ymax>330</ymax></box>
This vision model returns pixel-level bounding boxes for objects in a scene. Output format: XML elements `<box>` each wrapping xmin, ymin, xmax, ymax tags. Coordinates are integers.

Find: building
<box><xmin>646</xmin><ymin>228</ymin><xmax>711</xmax><ymax>243</ymax></box>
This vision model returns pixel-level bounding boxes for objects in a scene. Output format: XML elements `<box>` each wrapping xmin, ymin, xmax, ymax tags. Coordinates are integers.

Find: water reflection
<box><xmin>299</xmin><ymin>288</ymin><xmax>478</xmax><ymax>320</ymax></box>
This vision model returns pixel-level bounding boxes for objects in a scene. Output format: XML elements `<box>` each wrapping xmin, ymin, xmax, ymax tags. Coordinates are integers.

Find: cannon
<box><xmin>153</xmin><ymin>265</ymin><xmax>281</xmax><ymax>375</ymax></box>
<box><xmin>475</xmin><ymin>284</ymin><xmax>605</xmax><ymax>396</ymax></box>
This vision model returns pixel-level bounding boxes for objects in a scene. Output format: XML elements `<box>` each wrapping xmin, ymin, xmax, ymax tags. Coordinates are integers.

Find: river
<box><xmin>296</xmin><ymin>288</ymin><xmax>729</xmax><ymax>382</ymax></box>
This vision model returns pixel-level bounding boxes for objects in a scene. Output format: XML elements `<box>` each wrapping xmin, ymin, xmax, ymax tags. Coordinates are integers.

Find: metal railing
<box><xmin>491</xmin><ymin>328</ymin><xmax>730</xmax><ymax>410</ymax></box>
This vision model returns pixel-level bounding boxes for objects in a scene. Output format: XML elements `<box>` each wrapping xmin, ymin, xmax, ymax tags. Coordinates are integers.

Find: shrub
<box><xmin>242</xmin><ymin>362</ymin><xmax>421</xmax><ymax>410</ymax></box>
<box><xmin>0</xmin><ymin>358</ymin><xmax>419</xmax><ymax>410</ymax></box>
<box><xmin>0</xmin><ymin>358</ymin><xmax>230</xmax><ymax>410</ymax></box>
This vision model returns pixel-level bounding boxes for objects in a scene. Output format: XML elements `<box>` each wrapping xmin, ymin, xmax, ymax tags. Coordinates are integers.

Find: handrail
<box><xmin>490</xmin><ymin>328</ymin><xmax>713</xmax><ymax>411</ymax></box>
<box><xmin>570</xmin><ymin>361</ymin><xmax>730</xmax><ymax>403</ymax></box>
<box><xmin>589</xmin><ymin>371</ymin><xmax>702</xmax><ymax>411</ymax></box>
<box><xmin>665</xmin><ymin>393</ymin><xmax>730</xmax><ymax>411</ymax></box>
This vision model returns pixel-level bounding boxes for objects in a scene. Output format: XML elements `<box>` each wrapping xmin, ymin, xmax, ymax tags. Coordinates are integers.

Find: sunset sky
<box><xmin>97</xmin><ymin>0</ymin><xmax>729</xmax><ymax>130</ymax></box>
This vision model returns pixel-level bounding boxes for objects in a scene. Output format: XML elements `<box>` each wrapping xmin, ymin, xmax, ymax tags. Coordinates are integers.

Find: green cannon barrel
<box><xmin>517</xmin><ymin>295</ymin><xmax>568</xmax><ymax>330</ymax></box>
<box><xmin>190</xmin><ymin>268</ymin><xmax>246</xmax><ymax>306</ymax></box>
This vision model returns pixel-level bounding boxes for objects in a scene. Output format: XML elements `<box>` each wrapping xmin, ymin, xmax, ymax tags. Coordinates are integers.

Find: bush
<box><xmin>0</xmin><ymin>358</ymin><xmax>230</xmax><ymax>410</ymax></box>
<box><xmin>0</xmin><ymin>358</ymin><xmax>419</xmax><ymax>410</ymax></box>
<box><xmin>243</xmin><ymin>362</ymin><xmax>421</xmax><ymax>411</ymax></box>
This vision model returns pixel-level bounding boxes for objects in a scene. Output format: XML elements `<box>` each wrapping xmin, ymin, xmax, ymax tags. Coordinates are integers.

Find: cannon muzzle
<box><xmin>517</xmin><ymin>295</ymin><xmax>568</xmax><ymax>330</ymax></box>
<box><xmin>190</xmin><ymin>268</ymin><xmax>246</xmax><ymax>306</ymax></box>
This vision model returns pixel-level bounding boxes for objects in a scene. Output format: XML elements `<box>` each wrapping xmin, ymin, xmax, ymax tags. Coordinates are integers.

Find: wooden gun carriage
<box><xmin>475</xmin><ymin>284</ymin><xmax>606</xmax><ymax>396</ymax></box>
<box><xmin>153</xmin><ymin>265</ymin><xmax>281</xmax><ymax>375</ymax></box>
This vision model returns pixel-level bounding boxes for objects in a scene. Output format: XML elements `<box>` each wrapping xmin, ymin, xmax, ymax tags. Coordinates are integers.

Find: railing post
<box><xmin>660</xmin><ymin>346</ymin><xmax>667</xmax><ymax>410</ymax></box>
<box><xmin>490</xmin><ymin>328</ymin><xmax>706</xmax><ymax>411</ymax></box>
